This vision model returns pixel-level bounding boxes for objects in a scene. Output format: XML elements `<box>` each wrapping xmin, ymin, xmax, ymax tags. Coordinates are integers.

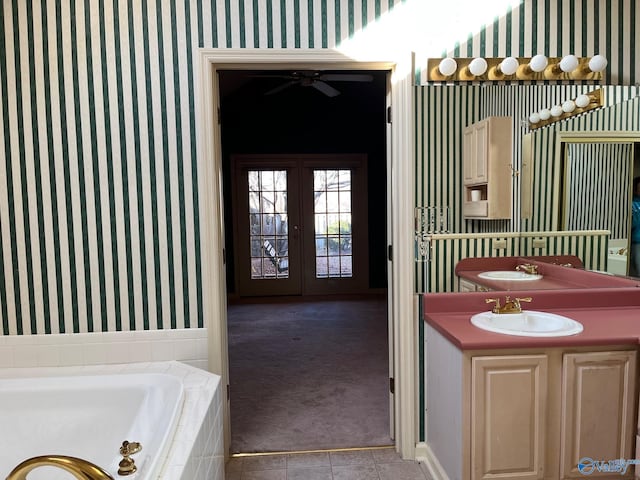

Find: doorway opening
<box><xmin>219</xmin><ymin>69</ymin><xmax>391</xmax><ymax>453</ymax></box>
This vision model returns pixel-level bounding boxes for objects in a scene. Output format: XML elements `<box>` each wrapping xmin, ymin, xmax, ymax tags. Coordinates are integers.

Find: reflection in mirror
<box><xmin>556</xmin><ymin>133</ymin><xmax>640</xmax><ymax>276</ymax></box>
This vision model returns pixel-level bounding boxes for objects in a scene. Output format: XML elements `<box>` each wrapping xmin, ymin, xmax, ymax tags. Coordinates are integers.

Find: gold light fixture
<box><xmin>528</xmin><ymin>89</ymin><xmax>604</xmax><ymax>130</ymax></box>
<box><xmin>426</xmin><ymin>55</ymin><xmax>607</xmax><ymax>82</ymax></box>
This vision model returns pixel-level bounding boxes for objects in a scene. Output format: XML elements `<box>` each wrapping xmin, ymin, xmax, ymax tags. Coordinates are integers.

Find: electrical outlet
<box><xmin>532</xmin><ymin>238</ymin><xmax>546</xmax><ymax>249</ymax></box>
<box><xmin>493</xmin><ymin>239</ymin><xmax>507</xmax><ymax>249</ymax></box>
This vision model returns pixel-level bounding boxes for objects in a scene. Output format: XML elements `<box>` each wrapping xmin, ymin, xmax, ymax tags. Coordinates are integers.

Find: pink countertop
<box><xmin>423</xmin><ymin>288</ymin><xmax>640</xmax><ymax>350</ymax></box>
<box><xmin>456</xmin><ymin>256</ymin><xmax>640</xmax><ymax>291</ymax></box>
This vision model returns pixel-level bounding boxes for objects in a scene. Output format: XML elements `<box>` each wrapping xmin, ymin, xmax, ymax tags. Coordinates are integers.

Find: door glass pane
<box><xmin>314</xmin><ymin>169</ymin><xmax>352</xmax><ymax>278</ymax></box>
<box><xmin>249</xmin><ymin>170</ymin><xmax>289</xmax><ymax>279</ymax></box>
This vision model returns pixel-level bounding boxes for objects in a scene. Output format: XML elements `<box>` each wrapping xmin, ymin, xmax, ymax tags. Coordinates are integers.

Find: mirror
<box><xmin>527</xmin><ymin>120</ymin><xmax>640</xmax><ymax>276</ymax></box>
<box><xmin>417</xmin><ymin>85</ymin><xmax>640</xmax><ymax>293</ymax></box>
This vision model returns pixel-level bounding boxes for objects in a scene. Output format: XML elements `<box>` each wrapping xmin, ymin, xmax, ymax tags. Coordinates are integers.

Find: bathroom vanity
<box><xmin>423</xmin><ymin>288</ymin><xmax>640</xmax><ymax>480</ymax></box>
<box><xmin>455</xmin><ymin>256</ymin><xmax>640</xmax><ymax>292</ymax></box>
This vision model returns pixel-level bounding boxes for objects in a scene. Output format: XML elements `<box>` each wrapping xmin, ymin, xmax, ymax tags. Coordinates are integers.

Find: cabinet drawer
<box><xmin>464</xmin><ymin>201</ymin><xmax>488</xmax><ymax>217</ymax></box>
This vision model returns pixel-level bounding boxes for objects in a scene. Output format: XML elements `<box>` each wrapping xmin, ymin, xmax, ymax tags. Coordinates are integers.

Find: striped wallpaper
<box><xmin>419</xmin><ymin>230</ymin><xmax>609</xmax><ymax>293</ymax></box>
<box><xmin>1</xmin><ymin>0</ymin><xmax>638</xmax><ymax>335</ymax></box>
<box><xmin>440</xmin><ymin>0</ymin><xmax>639</xmax><ymax>86</ymax></box>
<box><xmin>0</xmin><ymin>0</ymin><xmax>402</xmax><ymax>335</ymax></box>
<box><xmin>564</xmin><ymin>143</ymin><xmax>633</xmax><ymax>237</ymax></box>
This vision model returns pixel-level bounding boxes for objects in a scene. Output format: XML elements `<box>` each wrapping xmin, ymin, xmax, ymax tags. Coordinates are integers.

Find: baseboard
<box><xmin>415</xmin><ymin>442</ymin><xmax>450</xmax><ymax>480</ymax></box>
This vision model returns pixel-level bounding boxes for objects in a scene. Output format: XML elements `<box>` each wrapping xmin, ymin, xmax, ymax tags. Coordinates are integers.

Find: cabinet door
<box><xmin>463</xmin><ymin>128</ymin><xmax>475</xmax><ymax>184</ymax></box>
<box><xmin>560</xmin><ymin>351</ymin><xmax>637</xmax><ymax>479</ymax></box>
<box><xmin>473</xmin><ymin>120</ymin><xmax>488</xmax><ymax>183</ymax></box>
<box><xmin>471</xmin><ymin>355</ymin><xmax>548</xmax><ymax>480</ymax></box>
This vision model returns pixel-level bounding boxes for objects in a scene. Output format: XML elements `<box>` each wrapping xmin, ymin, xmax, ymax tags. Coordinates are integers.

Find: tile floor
<box><xmin>225</xmin><ymin>447</ymin><xmax>434</xmax><ymax>480</ymax></box>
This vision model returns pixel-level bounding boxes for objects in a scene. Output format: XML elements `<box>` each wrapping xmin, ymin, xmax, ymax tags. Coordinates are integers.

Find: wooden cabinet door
<box><xmin>463</xmin><ymin>127</ymin><xmax>475</xmax><ymax>184</ymax></box>
<box><xmin>471</xmin><ymin>355</ymin><xmax>548</xmax><ymax>480</ymax></box>
<box><xmin>560</xmin><ymin>351</ymin><xmax>637</xmax><ymax>479</ymax></box>
<box><xmin>473</xmin><ymin>120</ymin><xmax>488</xmax><ymax>183</ymax></box>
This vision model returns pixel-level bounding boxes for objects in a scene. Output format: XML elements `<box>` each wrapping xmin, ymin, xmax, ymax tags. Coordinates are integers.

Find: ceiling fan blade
<box><xmin>312</xmin><ymin>81</ymin><xmax>341</xmax><ymax>97</ymax></box>
<box><xmin>264</xmin><ymin>80</ymin><xmax>298</xmax><ymax>96</ymax></box>
<box><xmin>319</xmin><ymin>73</ymin><xmax>374</xmax><ymax>82</ymax></box>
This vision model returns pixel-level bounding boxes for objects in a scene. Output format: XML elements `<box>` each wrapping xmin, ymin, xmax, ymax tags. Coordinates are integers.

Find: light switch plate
<box><xmin>532</xmin><ymin>238</ymin><xmax>546</xmax><ymax>248</ymax></box>
<box><xmin>493</xmin><ymin>239</ymin><xmax>507</xmax><ymax>249</ymax></box>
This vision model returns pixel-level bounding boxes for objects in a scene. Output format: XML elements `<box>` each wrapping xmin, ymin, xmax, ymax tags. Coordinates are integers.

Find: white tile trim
<box><xmin>0</xmin><ymin>328</ymin><xmax>208</xmax><ymax>369</ymax></box>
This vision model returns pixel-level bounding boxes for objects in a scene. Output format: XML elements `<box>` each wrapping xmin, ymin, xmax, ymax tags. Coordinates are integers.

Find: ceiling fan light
<box><xmin>438</xmin><ymin>58</ymin><xmax>458</xmax><ymax>77</ymax></box>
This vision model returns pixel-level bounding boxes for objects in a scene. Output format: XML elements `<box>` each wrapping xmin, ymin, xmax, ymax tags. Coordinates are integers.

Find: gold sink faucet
<box><xmin>7</xmin><ymin>455</ymin><xmax>114</xmax><ymax>480</ymax></box>
<box><xmin>486</xmin><ymin>296</ymin><xmax>532</xmax><ymax>314</ymax></box>
<box><xmin>516</xmin><ymin>263</ymin><xmax>539</xmax><ymax>275</ymax></box>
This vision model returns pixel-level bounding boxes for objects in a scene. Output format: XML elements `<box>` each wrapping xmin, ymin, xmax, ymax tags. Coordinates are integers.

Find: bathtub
<box><xmin>0</xmin><ymin>362</ymin><xmax>224</xmax><ymax>480</ymax></box>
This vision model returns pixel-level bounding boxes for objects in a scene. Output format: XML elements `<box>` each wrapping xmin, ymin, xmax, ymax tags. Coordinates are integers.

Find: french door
<box><xmin>232</xmin><ymin>154</ymin><xmax>368</xmax><ymax>297</ymax></box>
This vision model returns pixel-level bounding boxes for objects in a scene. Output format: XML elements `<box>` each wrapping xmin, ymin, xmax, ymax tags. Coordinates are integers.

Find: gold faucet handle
<box><xmin>485</xmin><ymin>298</ymin><xmax>501</xmax><ymax>313</ymax></box>
<box><xmin>515</xmin><ymin>297</ymin><xmax>532</xmax><ymax>304</ymax></box>
<box><xmin>120</xmin><ymin>441</ymin><xmax>142</xmax><ymax>456</ymax></box>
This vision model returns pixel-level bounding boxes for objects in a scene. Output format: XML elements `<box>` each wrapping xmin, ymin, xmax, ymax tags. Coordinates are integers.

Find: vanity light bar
<box><xmin>528</xmin><ymin>88</ymin><xmax>604</xmax><ymax>130</ymax></box>
<box><xmin>426</xmin><ymin>55</ymin><xmax>606</xmax><ymax>82</ymax></box>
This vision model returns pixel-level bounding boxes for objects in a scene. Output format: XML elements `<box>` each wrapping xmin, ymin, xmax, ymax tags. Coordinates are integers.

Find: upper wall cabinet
<box><xmin>463</xmin><ymin>116</ymin><xmax>512</xmax><ymax>219</ymax></box>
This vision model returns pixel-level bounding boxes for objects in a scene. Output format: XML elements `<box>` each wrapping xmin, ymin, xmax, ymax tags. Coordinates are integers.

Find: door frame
<box><xmin>196</xmin><ymin>49</ymin><xmax>416</xmax><ymax>459</ymax></box>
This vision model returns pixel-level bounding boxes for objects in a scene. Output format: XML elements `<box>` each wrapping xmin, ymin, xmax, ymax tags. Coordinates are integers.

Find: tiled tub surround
<box><xmin>0</xmin><ymin>361</ymin><xmax>223</xmax><ymax>480</ymax></box>
<box><xmin>0</xmin><ymin>328</ymin><xmax>208</xmax><ymax>370</ymax></box>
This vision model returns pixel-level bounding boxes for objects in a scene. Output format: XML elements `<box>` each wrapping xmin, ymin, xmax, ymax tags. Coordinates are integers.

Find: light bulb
<box><xmin>559</xmin><ymin>55</ymin><xmax>579</xmax><ymax>72</ymax></box>
<box><xmin>468</xmin><ymin>57</ymin><xmax>488</xmax><ymax>76</ymax></box>
<box><xmin>529</xmin><ymin>113</ymin><xmax>541</xmax><ymax>124</ymax></box>
<box><xmin>529</xmin><ymin>54</ymin><xmax>548</xmax><ymax>72</ymax></box>
<box><xmin>588</xmin><ymin>55</ymin><xmax>608</xmax><ymax>72</ymax></box>
<box><xmin>562</xmin><ymin>100</ymin><xmax>576</xmax><ymax>113</ymax></box>
<box><xmin>500</xmin><ymin>57</ymin><xmax>519</xmax><ymax>75</ymax></box>
<box><xmin>550</xmin><ymin>105</ymin><xmax>563</xmax><ymax>117</ymax></box>
<box><xmin>575</xmin><ymin>94</ymin><xmax>591</xmax><ymax>108</ymax></box>
<box><xmin>438</xmin><ymin>58</ymin><xmax>457</xmax><ymax>76</ymax></box>
<box><xmin>539</xmin><ymin>108</ymin><xmax>551</xmax><ymax>121</ymax></box>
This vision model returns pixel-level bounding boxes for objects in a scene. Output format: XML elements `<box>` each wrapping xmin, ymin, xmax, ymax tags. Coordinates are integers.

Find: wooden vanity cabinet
<box><xmin>462</xmin><ymin>116</ymin><xmax>512</xmax><ymax>219</ymax></box>
<box><xmin>471</xmin><ymin>355</ymin><xmax>548</xmax><ymax>480</ymax></box>
<box><xmin>459</xmin><ymin>278</ymin><xmax>490</xmax><ymax>292</ymax></box>
<box><xmin>559</xmin><ymin>351</ymin><xmax>637</xmax><ymax>479</ymax></box>
<box><xmin>468</xmin><ymin>349</ymin><xmax>637</xmax><ymax>480</ymax></box>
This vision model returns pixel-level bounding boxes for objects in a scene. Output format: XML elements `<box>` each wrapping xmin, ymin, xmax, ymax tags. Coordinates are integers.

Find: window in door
<box><xmin>313</xmin><ymin>169</ymin><xmax>353</xmax><ymax>278</ymax></box>
<box><xmin>248</xmin><ymin>170</ymin><xmax>289</xmax><ymax>279</ymax></box>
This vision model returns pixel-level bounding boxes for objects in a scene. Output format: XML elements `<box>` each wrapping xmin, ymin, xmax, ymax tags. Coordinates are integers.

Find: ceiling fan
<box><xmin>258</xmin><ymin>71</ymin><xmax>374</xmax><ymax>97</ymax></box>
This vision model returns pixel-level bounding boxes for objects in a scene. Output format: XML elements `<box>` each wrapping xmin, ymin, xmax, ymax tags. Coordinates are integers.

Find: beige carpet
<box><xmin>227</xmin><ymin>296</ymin><xmax>392</xmax><ymax>453</ymax></box>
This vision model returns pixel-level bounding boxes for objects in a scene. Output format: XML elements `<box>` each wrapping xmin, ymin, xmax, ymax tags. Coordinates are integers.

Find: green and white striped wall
<box><xmin>0</xmin><ymin>0</ymin><xmax>401</xmax><ymax>335</ymax></box>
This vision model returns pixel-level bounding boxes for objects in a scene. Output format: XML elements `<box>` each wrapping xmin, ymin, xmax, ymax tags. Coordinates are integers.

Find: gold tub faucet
<box><xmin>6</xmin><ymin>455</ymin><xmax>114</xmax><ymax>480</ymax></box>
<box><xmin>486</xmin><ymin>296</ymin><xmax>532</xmax><ymax>314</ymax></box>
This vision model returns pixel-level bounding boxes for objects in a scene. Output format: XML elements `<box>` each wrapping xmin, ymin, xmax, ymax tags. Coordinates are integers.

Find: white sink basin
<box><xmin>470</xmin><ymin>310</ymin><xmax>583</xmax><ymax>337</ymax></box>
<box><xmin>477</xmin><ymin>270</ymin><xmax>543</xmax><ymax>281</ymax></box>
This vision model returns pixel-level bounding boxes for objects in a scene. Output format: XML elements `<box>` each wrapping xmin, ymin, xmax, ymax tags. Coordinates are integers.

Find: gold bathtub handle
<box><xmin>118</xmin><ymin>440</ymin><xmax>143</xmax><ymax>476</ymax></box>
<box><xmin>6</xmin><ymin>455</ymin><xmax>114</xmax><ymax>480</ymax></box>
